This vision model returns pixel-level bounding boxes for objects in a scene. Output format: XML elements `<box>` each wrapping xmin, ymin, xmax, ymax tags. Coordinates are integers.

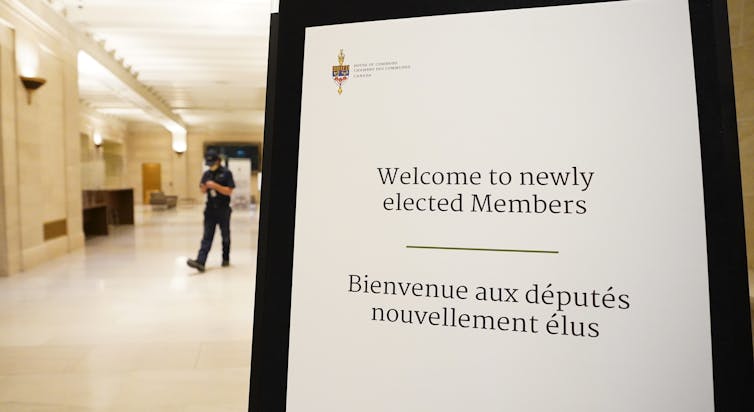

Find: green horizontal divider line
<box><xmin>405</xmin><ymin>245</ymin><xmax>559</xmax><ymax>254</ymax></box>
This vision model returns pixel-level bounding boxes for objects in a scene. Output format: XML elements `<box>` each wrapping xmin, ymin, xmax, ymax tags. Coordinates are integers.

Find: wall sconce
<box><xmin>171</xmin><ymin>129</ymin><xmax>187</xmax><ymax>155</ymax></box>
<box><xmin>172</xmin><ymin>141</ymin><xmax>187</xmax><ymax>155</ymax></box>
<box><xmin>92</xmin><ymin>131</ymin><xmax>103</xmax><ymax>148</ymax></box>
<box><xmin>19</xmin><ymin>76</ymin><xmax>46</xmax><ymax>104</ymax></box>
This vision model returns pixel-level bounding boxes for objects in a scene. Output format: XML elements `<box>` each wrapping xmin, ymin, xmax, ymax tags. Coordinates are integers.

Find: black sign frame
<box><xmin>250</xmin><ymin>1</ymin><xmax>753</xmax><ymax>410</ymax></box>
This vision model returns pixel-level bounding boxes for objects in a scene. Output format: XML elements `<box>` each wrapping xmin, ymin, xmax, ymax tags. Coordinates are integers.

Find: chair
<box><xmin>149</xmin><ymin>191</ymin><xmax>178</xmax><ymax>210</ymax></box>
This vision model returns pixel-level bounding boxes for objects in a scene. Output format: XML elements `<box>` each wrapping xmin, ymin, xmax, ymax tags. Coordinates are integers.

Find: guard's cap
<box><xmin>205</xmin><ymin>149</ymin><xmax>220</xmax><ymax>166</ymax></box>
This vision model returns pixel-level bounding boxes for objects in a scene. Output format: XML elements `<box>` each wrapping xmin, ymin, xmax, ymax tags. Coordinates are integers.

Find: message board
<box><xmin>250</xmin><ymin>1</ymin><xmax>753</xmax><ymax>411</ymax></box>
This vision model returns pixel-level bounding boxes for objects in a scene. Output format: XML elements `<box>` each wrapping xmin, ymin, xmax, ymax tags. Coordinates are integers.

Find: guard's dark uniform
<box><xmin>196</xmin><ymin>166</ymin><xmax>235</xmax><ymax>265</ymax></box>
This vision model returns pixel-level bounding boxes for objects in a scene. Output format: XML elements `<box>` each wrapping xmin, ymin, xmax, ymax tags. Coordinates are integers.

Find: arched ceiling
<box><xmin>60</xmin><ymin>0</ymin><xmax>271</xmax><ymax>133</ymax></box>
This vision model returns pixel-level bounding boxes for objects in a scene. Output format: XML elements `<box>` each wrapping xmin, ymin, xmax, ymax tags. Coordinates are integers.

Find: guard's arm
<box><xmin>200</xmin><ymin>172</ymin><xmax>209</xmax><ymax>193</ymax></box>
<box><xmin>206</xmin><ymin>180</ymin><xmax>234</xmax><ymax>196</ymax></box>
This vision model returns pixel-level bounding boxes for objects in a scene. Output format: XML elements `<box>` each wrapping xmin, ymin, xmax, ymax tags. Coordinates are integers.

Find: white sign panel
<box><xmin>228</xmin><ymin>158</ymin><xmax>252</xmax><ymax>209</ymax></box>
<box><xmin>288</xmin><ymin>1</ymin><xmax>713</xmax><ymax>410</ymax></box>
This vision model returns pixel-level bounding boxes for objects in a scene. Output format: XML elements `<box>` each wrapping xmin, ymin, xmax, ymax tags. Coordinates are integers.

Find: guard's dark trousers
<box><xmin>197</xmin><ymin>207</ymin><xmax>231</xmax><ymax>264</ymax></box>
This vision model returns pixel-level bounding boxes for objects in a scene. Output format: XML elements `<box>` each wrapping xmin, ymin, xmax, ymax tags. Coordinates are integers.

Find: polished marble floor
<box><xmin>0</xmin><ymin>204</ymin><xmax>258</xmax><ymax>411</ymax></box>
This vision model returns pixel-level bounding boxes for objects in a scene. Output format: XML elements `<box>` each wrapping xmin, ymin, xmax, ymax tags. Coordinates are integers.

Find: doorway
<box><xmin>141</xmin><ymin>163</ymin><xmax>161</xmax><ymax>204</ymax></box>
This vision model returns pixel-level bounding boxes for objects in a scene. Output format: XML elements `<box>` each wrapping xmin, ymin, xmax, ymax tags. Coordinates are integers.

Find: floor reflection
<box><xmin>0</xmin><ymin>204</ymin><xmax>258</xmax><ymax>411</ymax></box>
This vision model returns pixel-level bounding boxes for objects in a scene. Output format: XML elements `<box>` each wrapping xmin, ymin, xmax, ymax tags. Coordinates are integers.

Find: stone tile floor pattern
<box><xmin>0</xmin><ymin>204</ymin><xmax>257</xmax><ymax>411</ymax></box>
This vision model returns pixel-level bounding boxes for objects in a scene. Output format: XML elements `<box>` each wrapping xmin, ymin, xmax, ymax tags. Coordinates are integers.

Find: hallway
<box><xmin>0</xmin><ymin>204</ymin><xmax>257</xmax><ymax>411</ymax></box>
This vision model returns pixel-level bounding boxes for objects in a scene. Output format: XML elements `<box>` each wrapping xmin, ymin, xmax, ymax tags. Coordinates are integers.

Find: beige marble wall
<box><xmin>126</xmin><ymin>123</ymin><xmax>176</xmax><ymax>204</ymax></box>
<box><xmin>0</xmin><ymin>24</ymin><xmax>21</xmax><ymax>276</ymax></box>
<box><xmin>80</xmin><ymin>108</ymin><xmax>128</xmax><ymax>190</ymax></box>
<box><xmin>126</xmin><ymin>127</ymin><xmax>262</xmax><ymax>205</ymax></box>
<box><xmin>62</xmin><ymin>38</ymin><xmax>85</xmax><ymax>256</ymax></box>
<box><xmin>730</xmin><ymin>0</ymin><xmax>754</xmax><ymax>269</ymax></box>
<box><xmin>0</xmin><ymin>17</ymin><xmax>83</xmax><ymax>275</ymax></box>
<box><xmin>16</xmin><ymin>34</ymin><xmax>66</xmax><ymax>265</ymax></box>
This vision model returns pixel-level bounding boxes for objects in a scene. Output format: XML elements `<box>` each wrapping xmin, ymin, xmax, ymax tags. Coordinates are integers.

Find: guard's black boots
<box><xmin>187</xmin><ymin>259</ymin><xmax>206</xmax><ymax>272</ymax></box>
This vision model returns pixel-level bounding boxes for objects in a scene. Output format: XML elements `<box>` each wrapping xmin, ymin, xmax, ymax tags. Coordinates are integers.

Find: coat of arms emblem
<box><xmin>332</xmin><ymin>49</ymin><xmax>349</xmax><ymax>95</ymax></box>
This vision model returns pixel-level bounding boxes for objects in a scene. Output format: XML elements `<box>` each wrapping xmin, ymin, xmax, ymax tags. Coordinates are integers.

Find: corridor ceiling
<box><xmin>61</xmin><ymin>0</ymin><xmax>271</xmax><ymax>132</ymax></box>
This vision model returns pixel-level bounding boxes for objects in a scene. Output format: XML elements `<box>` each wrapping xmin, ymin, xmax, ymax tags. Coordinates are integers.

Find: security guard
<box><xmin>187</xmin><ymin>149</ymin><xmax>235</xmax><ymax>272</ymax></box>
